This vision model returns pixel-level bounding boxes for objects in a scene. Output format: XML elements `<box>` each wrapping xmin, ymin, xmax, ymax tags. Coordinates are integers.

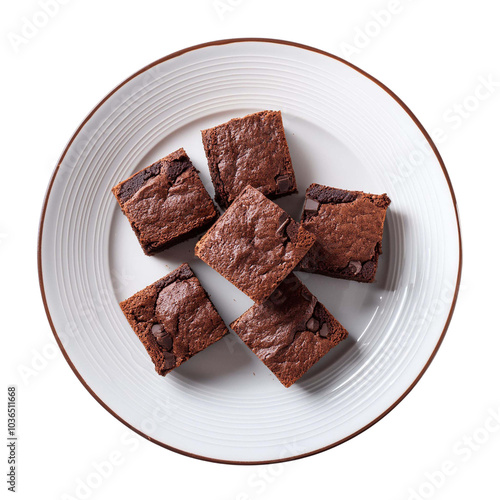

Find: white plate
<box><xmin>39</xmin><ymin>39</ymin><xmax>461</xmax><ymax>464</ymax></box>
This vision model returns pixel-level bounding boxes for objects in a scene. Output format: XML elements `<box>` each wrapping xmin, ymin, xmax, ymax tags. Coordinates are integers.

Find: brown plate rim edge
<box><xmin>37</xmin><ymin>37</ymin><xmax>463</xmax><ymax>466</ymax></box>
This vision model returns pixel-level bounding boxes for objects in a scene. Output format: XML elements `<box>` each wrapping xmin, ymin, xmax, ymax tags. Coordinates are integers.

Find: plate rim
<box><xmin>37</xmin><ymin>37</ymin><xmax>463</xmax><ymax>465</ymax></box>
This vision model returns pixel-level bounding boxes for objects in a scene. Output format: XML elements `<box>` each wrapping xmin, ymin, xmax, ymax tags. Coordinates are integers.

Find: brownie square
<box><xmin>201</xmin><ymin>110</ymin><xmax>297</xmax><ymax>208</ymax></box>
<box><xmin>231</xmin><ymin>274</ymin><xmax>348</xmax><ymax>387</ymax></box>
<box><xmin>195</xmin><ymin>185</ymin><xmax>315</xmax><ymax>304</ymax></box>
<box><xmin>112</xmin><ymin>148</ymin><xmax>218</xmax><ymax>255</ymax></box>
<box><xmin>298</xmin><ymin>184</ymin><xmax>391</xmax><ymax>282</ymax></box>
<box><xmin>119</xmin><ymin>263</ymin><xmax>228</xmax><ymax>376</ymax></box>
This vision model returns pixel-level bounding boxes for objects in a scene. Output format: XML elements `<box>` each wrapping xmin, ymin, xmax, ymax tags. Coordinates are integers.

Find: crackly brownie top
<box><xmin>120</xmin><ymin>263</ymin><xmax>228</xmax><ymax>375</ymax></box>
<box><xmin>301</xmin><ymin>184</ymin><xmax>391</xmax><ymax>270</ymax></box>
<box><xmin>112</xmin><ymin>148</ymin><xmax>217</xmax><ymax>254</ymax></box>
<box><xmin>201</xmin><ymin>110</ymin><xmax>296</xmax><ymax>207</ymax></box>
<box><xmin>195</xmin><ymin>185</ymin><xmax>315</xmax><ymax>303</ymax></box>
<box><xmin>231</xmin><ymin>274</ymin><xmax>348</xmax><ymax>387</ymax></box>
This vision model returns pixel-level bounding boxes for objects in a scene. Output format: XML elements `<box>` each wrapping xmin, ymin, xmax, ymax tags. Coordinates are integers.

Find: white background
<box><xmin>1</xmin><ymin>0</ymin><xmax>499</xmax><ymax>499</ymax></box>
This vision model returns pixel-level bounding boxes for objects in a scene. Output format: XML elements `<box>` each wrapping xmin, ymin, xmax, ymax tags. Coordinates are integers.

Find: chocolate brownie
<box><xmin>119</xmin><ymin>263</ymin><xmax>228</xmax><ymax>376</ymax></box>
<box><xmin>201</xmin><ymin>110</ymin><xmax>297</xmax><ymax>208</ymax></box>
<box><xmin>112</xmin><ymin>148</ymin><xmax>218</xmax><ymax>255</ymax></box>
<box><xmin>298</xmin><ymin>184</ymin><xmax>391</xmax><ymax>283</ymax></box>
<box><xmin>231</xmin><ymin>274</ymin><xmax>348</xmax><ymax>387</ymax></box>
<box><xmin>195</xmin><ymin>185</ymin><xmax>315</xmax><ymax>304</ymax></box>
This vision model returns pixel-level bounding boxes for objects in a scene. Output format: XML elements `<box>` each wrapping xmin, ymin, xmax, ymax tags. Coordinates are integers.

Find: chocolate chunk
<box><xmin>277</xmin><ymin>212</ymin><xmax>288</xmax><ymax>225</ymax></box>
<box><xmin>285</xmin><ymin>274</ymin><xmax>302</xmax><ymax>292</ymax></box>
<box><xmin>300</xmin><ymin>285</ymin><xmax>318</xmax><ymax>314</ymax></box>
<box><xmin>116</xmin><ymin>162</ymin><xmax>161</xmax><ymax>203</ymax></box>
<box><xmin>319</xmin><ymin>323</ymin><xmax>329</xmax><ymax>338</ymax></box>
<box><xmin>306</xmin><ymin>317</ymin><xmax>319</xmax><ymax>332</ymax></box>
<box><xmin>304</xmin><ymin>198</ymin><xmax>320</xmax><ymax>213</ymax></box>
<box><xmin>275</xmin><ymin>212</ymin><xmax>300</xmax><ymax>243</ymax></box>
<box><xmin>361</xmin><ymin>261</ymin><xmax>375</xmax><ymax>280</ymax></box>
<box><xmin>270</xmin><ymin>288</ymin><xmax>286</xmax><ymax>305</ymax></box>
<box><xmin>151</xmin><ymin>323</ymin><xmax>173</xmax><ymax>350</ymax></box>
<box><xmin>161</xmin><ymin>352</ymin><xmax>176</xmax><ymax>371</ymax></box>
<box><xmin>276</xmin><ymin>216</ymin><xmax>290</xmax><ymax>238</ymax></box>
<box><xmin>151</xmin><ymin>323</ymin><xmax>165</xmax><ymax>338</ymax></box>
<box><xmin>155</xmin><ymin>264</ymin><xmax>194</xmax><ymax>291</ymax></box>
<box><xmin>307</xmin><ymin>185</ymin><xmax>358</xmax><ymax>204</ymax></box>
<box><xmin>348</xmin><ymin>260</ymin><xmax>362</xmax><ymax>275</ymax></box>
<box><xmin>157</xmin><ymin>334</ymin><xmax>173</xmax><ymax>351</ymax></box>
<box><xmin>276</xmin><ymin>175</ymin><xmax>291</xmax><ymax>194</ymax></box>
<box><xmin>165</xmin><ymin>160</ymin><xmax>191</xmax><ymax>181</ymax></box>
<box><xmin>285</xmin><ymin>221</ymin><xmax>299</xmax><ymax>242</ymax></box>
